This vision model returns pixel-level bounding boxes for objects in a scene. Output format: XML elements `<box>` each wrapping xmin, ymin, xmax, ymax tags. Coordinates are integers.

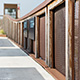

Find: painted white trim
<box><xmin>48</xmin><ymin>9</ymin><xmax>50</xmax><ymax>66</ymax></box>
<box><xmin>65</xmin><ymin>0</ymin><xmax>69</xmax><ymax>80</ymax></box>
<box><xmin>35</xmin><ymin>17</ymin><xmax>38</xmax><ymax>58</ymax></box>
<box><xmin>48</xmin><ymin>0</ymin><xmax>63</xmax><ymax>10</ymax></box>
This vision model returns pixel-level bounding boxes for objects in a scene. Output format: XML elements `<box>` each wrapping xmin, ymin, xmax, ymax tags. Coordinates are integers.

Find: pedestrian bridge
<box><xmin>0</xmin><ymin>37</ymin><xmax>54</xmax><ymax>80</ymax></box>
<box><xmin>0</xmin><ymin>0</ymin><xmax>80</xmax><ymax>80</ymax></box>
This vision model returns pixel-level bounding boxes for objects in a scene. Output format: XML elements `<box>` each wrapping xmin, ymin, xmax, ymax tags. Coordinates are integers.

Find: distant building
<box><xmin>4</xmin><ymin>4</ymin><xmax>20</xmax><ymax>19</ymax></box>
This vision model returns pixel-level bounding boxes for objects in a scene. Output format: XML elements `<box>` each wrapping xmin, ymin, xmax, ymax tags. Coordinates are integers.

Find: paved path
<box><xmin>0</xmin><ymin>37</ymin><xmax>55</xmax><ymax>80</ymax></box>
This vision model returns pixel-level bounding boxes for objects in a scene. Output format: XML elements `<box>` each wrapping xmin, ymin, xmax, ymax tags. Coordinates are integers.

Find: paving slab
<box><xmin>0</xmin><ymin>37</ymin><xmax>14</xmax><ymax>47</ymax></box>
<box><xmin>0</xmin><ymin>37</ymin><xmax>55</xmax><ymax>80</ymax></box>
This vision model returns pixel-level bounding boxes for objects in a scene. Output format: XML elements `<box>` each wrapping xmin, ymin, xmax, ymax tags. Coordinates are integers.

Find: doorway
<box><xmin>39</xmin><ymin>14</ymin><xmax>45</xmax><ymax>60</ymax></box>
<box><xmin>53</xmin><ymin>3</ymin><xmax>65</xmax><ymax>75</ymax></box>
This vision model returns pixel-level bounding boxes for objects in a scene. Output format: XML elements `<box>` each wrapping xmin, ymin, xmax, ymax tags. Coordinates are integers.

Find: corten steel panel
<box><xmin>10</xmin><ymin>22</ymin><xmax>12</xmax><ymax>38</ymax></box>
<box><xmin>23</xmin><ymin>21</ymin><xmax>27</xmax><ymax>49</ymax></box>
<box><xmin>12</xmin><ymin>22</ymin><xmax>13</xmax><ymax>40</ymax></box>
<box><xmin>15</xmin><ymin>23</ymin><xmax>17</xmax><ymax>42</ymax></box>
<box><xmin>39</xmin><ymin>14</ymin><xmax>45</xmax><ymax>60</ymax></box>
<box><xmin>16</xmin><ymin>24</ymin><xmax>18</xmax><ymax>43</ymax></box>
<box><xmin>54</xmin><ymin>3</ymin><xmax>65</xmax><ymax>75</ymax></box>
<box><xmin>14</xmin><ymin>23</ymin><xmax>16</xmax><ymax>42</ymax></box>
<box><xmin>14</xmin><ymin>23</ymin><xmax>16</xmax><ymax>41</ymax></box>
<box><xmin>19</xmin><ymin>23</ymin><xmax>21</xmax><ymax>44</ymax></box>
<box><xmin>22</xmin><ymin>22</ymin><xmax>24</xmax><ymax>47</ymax></box>
<box><xmin>33</xmin><ymin>41</ymin><xmax>35</xmax><ymax>53</ymax></box>
<box><xmin>75</xmin><ymin>0</ymin><xmax>80</xmax><ymax>80</ymax></box>
<box><xmin>74</xmin><ymin>1</ymin><xmax>79</xmax><ymax>80</ymax></box>
<box><xmin>8</xmin><ymin>21</ymin><xmax>10</xmax><ymax>38</ymax></box>
<box><xmin>27</xmin><ymin>21</ymin><xmax>31</xmax><ymax>52</ymax></box>
<box><xmin>78</xmin><ymin>1</ymin><xmax>80</xmax><ymax>80</ymax></box>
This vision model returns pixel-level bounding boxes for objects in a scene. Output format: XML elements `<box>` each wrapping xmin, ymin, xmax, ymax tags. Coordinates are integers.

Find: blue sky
<box><xmin>0</xmin><ymin>0</ymin><xmax>44</xmax><ymax>17</ymax></box>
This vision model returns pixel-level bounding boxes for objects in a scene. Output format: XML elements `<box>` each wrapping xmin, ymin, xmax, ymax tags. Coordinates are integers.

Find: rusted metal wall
<box><xmin>10</xmin><ymin>21</ymin><xmax>13</xmax><ymax>39</ymax></box>
<box><xmin>53</xmin><ymin>3</ymin><xmax>65</xmax><ymax>75</ymax></box>
<box><xmin>15</xmin><ymin>23</ymin><xmax>18</xmax><ymax>42</ymax></box>
<box><xmin>8</xmin><ymin>19</ymin><xmax>10</xmax><ymax>37</ymax></box>
<box><xmin>14</xmin><ymin>23</ymin><xmax>16</xmax><ymax>42</ymax></box>
<box><xmin>20</xmin><ymin>22</ymin><xmax>22</xmax><ymax>46</ymax></box>
<box><xmin>19</xmin><ymin>23</ymin><xmax>21</xmax><ymax>44</ymax></box>
<box><xmin>16</xmin><ymin>23</ymin><xmax>18</xmax><ymax>43</ymax></box>
<box><xmin>39</xmin><ymin>14</ymin><xmax>45</xmax><ymax>60</ymax></box>
<box><xmin>27</xmin><ymin>21</ymin><xmax>31</xmax><ymax>52</ymax></box>
<box><xmin>8</xmin><ymin>20</ymin><xmax>11</xmax><ymax>38</ymax></box>
<box><xmin>2</xmin><ymin>0</ymin><xmax>78</xmax><ymax>79</ymax></box>
<box><xmin>22</xmin><ymin>22</ymin><xmax>24</xmax><ymax>47</ymax></box>
<box><xmin>78</xmin><ymin>1</ymin><xmax>80</xmax><ymax>80</ymax></box>
<box><xmin>12</xmin><ymin>22</ymin><xmax>14</xmax><ymax>40</ymax></box>
<box><xmin>74</xmin><ymin>1</ymin><xmax>79</xmax><ymax>80</ymax></box>
<box><xmin>0</xmin><ymin>18</ymin><xmax>3</xmax><ymax>30</ymax></box>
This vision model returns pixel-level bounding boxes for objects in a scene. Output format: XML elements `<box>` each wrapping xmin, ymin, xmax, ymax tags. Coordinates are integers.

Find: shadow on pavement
<box><xmin>0</xmin><ymin>39</ymin><xmax>15</xmax><ymax>47</ymax></box>
<box><xmin>0</xmin><ymin>49</ymin><xmax>27</xmax><ymax>57</ymax></box>
<box><xmin>0</xmin><ymin>68</ymin><xmax>45</xmax><ymax>80</ymax></box>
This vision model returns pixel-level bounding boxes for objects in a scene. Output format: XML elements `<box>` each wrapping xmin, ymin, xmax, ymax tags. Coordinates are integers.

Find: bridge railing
<box><xmin>0</xmin><ymin>15</ymin><xmax>3</xmax><ymax>30</ymax></box>
<box><xmin>2</xmin><ymin>0</ymin><xmax>77</xmax><ymax>80</ymax></box>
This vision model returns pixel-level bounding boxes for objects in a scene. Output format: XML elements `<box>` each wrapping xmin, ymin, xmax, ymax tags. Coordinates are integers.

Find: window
<box><xmin>24</xmin><ymin>21</ymin><xmax>27</xmax><ymax>29</ymax></box>
<box><xmin>5</xmin><ymin>8</ymin><xmax>16</xmax><ymax>19</ymax></box>
<box><xmin>29</xmin><ymin>18</ymin><xmax>35</xmax><ymax>28</ymax></box>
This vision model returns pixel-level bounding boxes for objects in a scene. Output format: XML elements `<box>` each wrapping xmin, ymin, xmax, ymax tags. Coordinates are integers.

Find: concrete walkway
<box><xmin>0</xmin><ymin>37</ymin><xmax>55</xmax><ymax>80</ymax></box>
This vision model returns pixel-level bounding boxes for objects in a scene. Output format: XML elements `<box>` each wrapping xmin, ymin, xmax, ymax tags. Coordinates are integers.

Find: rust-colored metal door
<box><xmin>39</xmin><ymin>14</ymin><xmax>45</xmax><ymax>60</ymax></box>
<box><xmin>75</xmin><ymin>0</ymin><xmax>80</xmax><ymax>80</ymax></box>
<box><xmin>17</xmin><ymin>23</ymin><xmax>18</xmax><ymax>43</ymax></box>
<box><xmin>54</xmin><ymin>3</ymin><xmax>65</xmax><ymax>75</ymax></box>
<box><xmin>11</xmin><ymin>22</ymin><xmax>13</xmax><ymax>39</ymax></box>
<box><xmin>22</xmin><ymin>22</ymin><xmax>24</xmax><ymax>47</ymax></box>
<box><xmin>78</xmin><ymin>1</ymin><xmax>80</xmax><ymax>80</ymax></box>
<box><xmin>19</xmin><ymin>23</ymin><xmax>20</xmax><ymax>44</ymax></box>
